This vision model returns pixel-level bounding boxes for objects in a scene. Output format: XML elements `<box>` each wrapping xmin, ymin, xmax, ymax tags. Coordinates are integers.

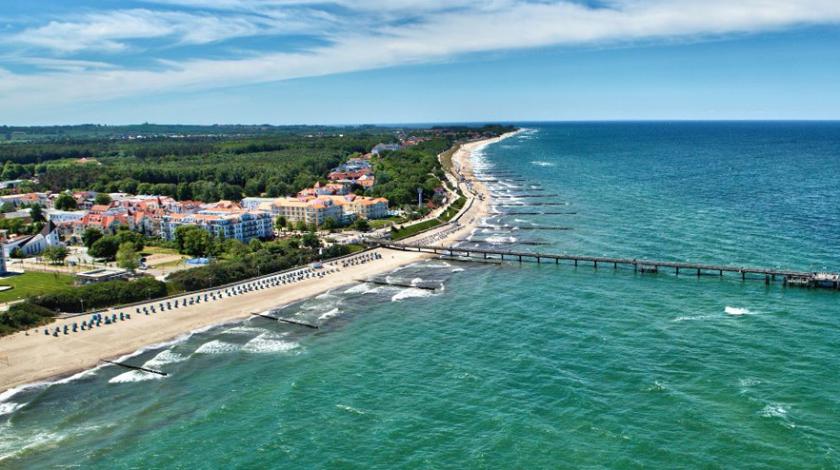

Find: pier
<box><xmin>371</xmin><ymin>242</ymin><xmax>840</xmax><ymax>290</ymax></box>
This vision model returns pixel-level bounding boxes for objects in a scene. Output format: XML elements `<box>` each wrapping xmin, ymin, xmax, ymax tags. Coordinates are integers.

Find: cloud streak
<box><xmin>2</xmin><ymin>0</ymin><xmax>840</xmax><ymax>112</ymax></box>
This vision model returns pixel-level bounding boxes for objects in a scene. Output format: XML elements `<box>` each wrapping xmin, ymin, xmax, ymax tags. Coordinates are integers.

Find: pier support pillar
<box><xmin>537</xmin><ymin>256</ymin><xmax>541</xmax><ymax>264</ymax></box>
<box><xmin>555</xmin><ymin>258</ymin><xmax>559</xmax><ymax>265</ymax></box>
<box><xmin>697</xmin><ymin>269</ymin><xmax>701</xmax><ymax>277</ymax></box>
<box><xmin>676</xmin><ymin>267</ymin><xmax>679</xmax><ymax>275</ymax></box>
<box><xmin>518</xmin><ymin>255</ymin><xmax>522</xmax><ymax>263</ymax></box>
<box><xmin>483</xmin><ymin>253</ymin><xmax>487</xmax><ymax>259</ymax></box>
<box><xmin>614</xmin><ymin>262</ymin><xmax>617</xmax><ymax>270</ymax></box>
<box><xmin>765</xmin><ymin>275</ymin><xmax>770</xmax><ymax>285</ymax></box>
<box><xmin>720</xmin><ymin>270</ymin><xmax>723</xmax><ymax>277</ymax></box>
<box><xmin>574</xmin><ymin>259</ymin><xmax>578</xmax><ymax>267</ymax></box>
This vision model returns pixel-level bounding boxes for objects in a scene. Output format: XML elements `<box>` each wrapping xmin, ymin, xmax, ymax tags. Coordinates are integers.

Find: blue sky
<box><xmin>2</xmin><ymin>0</ymin><xmax>840</xmax><ymax>125</ymax></box>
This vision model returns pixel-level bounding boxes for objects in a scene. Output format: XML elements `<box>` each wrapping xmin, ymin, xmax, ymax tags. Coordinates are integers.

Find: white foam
<box><xmin>345</xmin><ymin>283</ymin><xmax>376</xmax><ymax>294</ymax></box>
<box><xmin>391</xmin><ymin>288</ymin><xmax>434</xmax><ymax>302</ymax></box>
<box><xmin>451</xmin><ymin>268</ymin><xmax>465</xmax><ymax>273</ymax></box>
<box><xmin>485</xmin><ymin>235</ymin><xmax>517</xmax><ymax>244</ymax></box>
<box><xmin>223</xmin><ymin>326</ymin><xmax>269</xmax><ymax>335</ymax></box>
<box><xmin>410</xmin><ymin>277</ymin><xmax>423</xmax><ymax>286</ymax></box>
<box><xmin>759</xmin><ymin>403</ymin><xmax>788</xmax><ymax>418</ymax></box>
<box><xmin>336</xmin><ymin>404</ymin><xmax>367</xmax><ymax>415</ymax></box>
<box><xmin>725</xmin><ymin>306</ymin><xmax>753</xmax><ymax>316</ymax></box>
<box><xmin>530</xmin><ymin>160</ymin><xmax>555</xmax><ymax>167</ymax></box>
<box><xmin>0</xmin><ymin>402</ymin><xmax>23</xmax><ymax>416</ymax></box>
<box><xmin>143</xmin><ymin>350</ymin><xmax>186</xmax><ymax>368</ymax></box>
<box><xmin>672</xmin><ymin>315</ymin><xmax>717</xmax><ymax>322</ymax></box>
<box><xmin>195</xmin><ymin>340</ymin><xmax>240</xmax><ymax>354</ymax></box>
<box><xmin>318</xmin><ymin>307</ymin><xmax>341</xmax><ymax>321</ymax></box>
<box><xmin>108</xmin><ymin>370</ymin><xmax>164</xmax><ymax>384</ymax></box>
<box><xmin>242</xmin><ymin>333</ymin><xmax>300</xmax><ymax>354</ymax></box>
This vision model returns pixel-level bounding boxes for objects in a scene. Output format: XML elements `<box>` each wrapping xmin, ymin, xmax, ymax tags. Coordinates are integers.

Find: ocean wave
<box><xmin>195</xmin><ymin>340</ymin><xmax>240</xmax><ymax>354</ymax></box>
<box><xmin>391</xmin><ymin>288</ymin><xmax>434</xmax><ymax>302</ymax></box>
<box><xmin>318</xmin><ymin>308</ymin><xmax>342</xmax><ymax>321</ymax></box>
<box><xmin>759</xmin><ymin>403</ymin><xmax>788</xmax><ymax>418</ymax></box>
<box><xmin>530</xmin><ymin>160</ymin><xmax>555</xmax><ymax>167</ymax></box>
<box><xmin>725</xmin><ymin>306</ymin><xmax>753</xmax><ymax>316</ymax></box>
<box><xmin>108</xmin><ymin>370</ymin><xmax>164</xmax><ymax>384</ymax></box>
<box><xmin>336</xmin><ymin>404</ymin><xmax>367</xmax><ymax>415</ymax></box>
<box><xmin>451</xmin><ymin>267</ymin><xmax>465</xmax><ymax>272</ymax></box>
<box><xmin>223</xmin><ymin>326</ymin><xmax>269</xmax><ymax>335</ymax></box>
<box><xmin>0</xmin><ymin>402</ymin><xmax>23</xmax><ymax>416</ymax></box>
<box><xmin>485</xmin><ymin>235</ymin><xmax>517</xmax><ymax>244</ymax></box>
<box><xmin>344</xmin><ymin>283</ymin><xmax>378</xmax><ymax>295</ymax></box>
<box><xmin>242</xmin><ymin>334</ymin><xmax>300</xmax><ymax>354</ymax></box>
<box><xmin>144</xmin><ymin>350</ymin><xmax>187</xmax><ymax>369</ymax></box>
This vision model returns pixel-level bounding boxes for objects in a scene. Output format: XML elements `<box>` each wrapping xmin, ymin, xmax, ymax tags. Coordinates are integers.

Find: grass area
<box><xmin>345</xmin><ymin>244</ymin><xmax>367</xmax><ymax>253</ymax></box>
<box><xmin>439</xmin><ymin>196</ymin><xmax>466</xmax><ymax>222</ymax></box>
<box><xmin>140</xmin><ymin>246</ymin><xmax>181</xmax><ymax>256</ymax></box>
<box><xmin>439</xmin><ymin>143</ymin><xmax>460</xmax><ymax>174</ymax></box>
<box><xmin>0</xmin><ymin>271</ymin><xmax>74</xmax><ymax>303</ymax></box>
<box><xmin>391</xmin><ymin>218</ymin><xmax>443</xmax><ymax>241</ymax></box>
<box><xmin>367</xmin><ymin>216</ymin><xmax>406</xmax><ymax>230</ymax></box>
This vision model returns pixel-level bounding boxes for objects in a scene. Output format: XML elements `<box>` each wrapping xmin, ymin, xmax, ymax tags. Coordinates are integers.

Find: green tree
<box><xmin>10</xmin><ymin>247</ymin><xmax>24</xmax><ymax>259</ymax></box>
<box><xmin>29</xmin><ymin>204</ymin><xmax>45</xmax><ymax>223</ymax></box>
<box><xmin>353</xmin><ymin>218</ymin><xmax>371</xmax><ymax>232</ymax></box>
<box><xmin>114</xmin><ymin>228</ymin><xmax>144</xmax><ymax>251</ymax></box>
<box><xmin>42</xmin><ymin>245</ymin><xmax>69</xmax><ymax>265</ymax></box>
<box><xmin>0</xmin><ymin>202</ymin><xmax>15</xmax><ymax>213</ymax></box>
<box><xmin>174</xmin><ymin>225</ymin><xmax>213</xmax><ymax>257</ymax></box>
<box><xmin>81</xmin><ymin>227</ymin><xmax>103</xmax><ymax>249</ymax></box>
<box><xmin>54</xmin><ymin>193</ymin><xmax>77</xmax><ymax>211</ymax></box>
<box><xmin>89</xmin><ymin>236</ymin><xmax>120</xmax><ymax>260</ymax></box>
<box><xmin>302</xmin><ymin>232</ymin><xmax>320</xmax><ymax>248</ymax></box>
<box><xmin>275</xmin><ymin>216</ymin><xmax>287</xmax><ymax>231</ymax></box>
<box><xmin>322</xmin><ymin>217</ymin><xmax>338</xmax><ymax>231</ymax></box>
<box><xmin>295</xmin><ymin>220</ymin><xmax>308</xmax><ymax>232</ymax></box>
<box><xmin>116</xmin><ymin>242</ymin><xmax>140</xmax><ymax>272</ymax></box>
<box><xmin>94</xmin><ymin>193</ymin><xmax>112</xmax><ymax>205</ymax></box>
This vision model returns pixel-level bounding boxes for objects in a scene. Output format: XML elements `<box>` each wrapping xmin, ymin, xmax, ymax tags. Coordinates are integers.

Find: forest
<box><xmin>0</xmin><ymin>124</ymin><xmax>515</xmax><ymax>205</ymax></box>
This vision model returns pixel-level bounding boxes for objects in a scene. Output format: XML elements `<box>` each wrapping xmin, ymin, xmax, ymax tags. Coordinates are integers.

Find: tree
<box><xmin>295</xmin><ymin>220</ymin><xmax>308</xmax><ymax>232</ymax></box>
<box><xmin>42</xmin><ymin>245</ymin><xmax>69</xmax><ymax>265</ymax></box>
<box><xmin>29</xmin><ymin>204</ymin><xmax>45</xmax><ymax>223</ymax></box>
<box><xmin>10</xmin><ymin>247</ymin><xmax>24</xmax><ymax>259</ymax></box>
<box><xmin>354</xmin><ymin>218</ymin><xmax>371</xmax><ymax>232</ymax></box>
<box><xmin>114</xmin><ymin>228</ymin><xmax>144</xmax><ymax>251</ymax></box>
<box><xmin>0</xmin><ymin>202</ymin><xmax>15</xmax><ymax>213</ymax></box>
<box><xmin>302</xmin><ymin>232</ymin><xmax>320</xmax><ymax>248</ymax></box>
<box><xmin>322</xmin><ymin>217</ymin><xmax>338</xmax><ymax>231</ymax></box>
<box><xmin>116</xmin><ymin>242</ymin><xmax>140</xmax><ymax>272</ymax></box>
<box><xmin>94</xmin><ymin>193</ymin><xmax>112</xmax><ymax>206</ymax></box>
<box><xmin>275</xmin><ymin>216</ymin><xmax>287</xmax><ymax>231</ymax></box>
<box><xmin>82</xmin><ymin>227</ymin><xmax>103</xmax><ymax>249</ymax></box>
<box><xmin>174</xmin><ymin>225</ymin><xmax>213</xmax><ymax>257</ymax></box>
<box><xmin>54</xmin><ymin>193</ymin><xmax>77</xmax><ymax>211</ymax></box>
<box><xmin>89</xmin><ymin>236</ymin><xmax>120</xmax><ymax>260</ymax></box>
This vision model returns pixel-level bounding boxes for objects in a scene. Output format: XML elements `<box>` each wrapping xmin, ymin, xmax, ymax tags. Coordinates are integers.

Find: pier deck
<box><xmin>372</xmin><ymin>242</ymin><xmax>840</xmax><ymax>290</ymax></box>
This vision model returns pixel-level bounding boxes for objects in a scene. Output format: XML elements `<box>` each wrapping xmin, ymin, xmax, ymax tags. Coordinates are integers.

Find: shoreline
<box><xmin>0</xmin><ymin>131</ymin><xmax>516</xmax><ymax>395</ymax></box>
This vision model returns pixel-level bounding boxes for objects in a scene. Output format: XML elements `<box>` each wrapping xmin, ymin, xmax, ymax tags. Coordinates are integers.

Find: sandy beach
<box><xmin>0</xmin><ymin>132</ymin><xmax>514</xmax><ymax>394</ymax></box>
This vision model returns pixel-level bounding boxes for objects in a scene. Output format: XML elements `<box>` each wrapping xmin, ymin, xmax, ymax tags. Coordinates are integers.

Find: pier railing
<box><xmin>370</xmin><ymin>242</ymin><xmax>840</xmax><ymax>290</ymax></box>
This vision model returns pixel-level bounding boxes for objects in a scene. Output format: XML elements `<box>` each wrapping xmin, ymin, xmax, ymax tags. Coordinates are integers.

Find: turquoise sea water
<box><xmin>2</xmin><ymin>122</ymin><xmax>840</xmax><ymax>468</ymax></box>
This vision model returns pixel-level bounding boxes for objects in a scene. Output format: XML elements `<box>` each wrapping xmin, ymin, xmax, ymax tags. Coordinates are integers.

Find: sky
<box><xmin>2</xmin><ymin>0</ymin><xmax>840</xmax><ymax>125</ymax></box>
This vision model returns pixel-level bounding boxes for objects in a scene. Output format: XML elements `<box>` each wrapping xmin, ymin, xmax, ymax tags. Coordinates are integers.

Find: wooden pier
<box><xmin>371</xmin><ymin>242</ymin><xmax>840</xmax><ymax>290</ymax></box>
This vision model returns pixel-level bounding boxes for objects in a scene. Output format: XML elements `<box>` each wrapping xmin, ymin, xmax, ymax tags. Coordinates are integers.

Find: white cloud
<box><xmin>3</xmin><ymin>0</ymin><xmax>840</xmax><ymax>112</ymax></box>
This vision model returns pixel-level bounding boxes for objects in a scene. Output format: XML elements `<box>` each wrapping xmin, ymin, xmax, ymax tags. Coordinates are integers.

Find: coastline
<box><xmin>0</xmin><ymin>131</ymin><xmax>516</xmax><ymax>395</ymax></box>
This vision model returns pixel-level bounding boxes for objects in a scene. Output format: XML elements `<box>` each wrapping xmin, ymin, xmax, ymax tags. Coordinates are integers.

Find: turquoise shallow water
<box><xmin>2</xmin><ymin>122</ymin><xmax>840</xmax><ymax>468</ymax></box>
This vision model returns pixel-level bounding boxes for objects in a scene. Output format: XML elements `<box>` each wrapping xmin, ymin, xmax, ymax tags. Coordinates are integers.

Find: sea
<box><xmin>2</xmin><ymin>122</ymin><xmax>840</xmax><ymax>468</ymax></box>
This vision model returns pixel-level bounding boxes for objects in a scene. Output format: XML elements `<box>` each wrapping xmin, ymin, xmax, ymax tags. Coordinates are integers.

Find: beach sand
<box><xmin>0</xmin><ymin>132</ymin><xmax>514</xmax><ymax>394</ymax></box>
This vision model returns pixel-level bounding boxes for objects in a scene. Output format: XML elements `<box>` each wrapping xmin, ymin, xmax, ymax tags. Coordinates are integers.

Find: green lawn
<box><xmin>367</xmin><ymin>216</ymin><xmax>406</xmax><ymax>230</ymax></box>
<box><xmin>140</xmin><ymin>246</ymin><xmax>181</xmax><ymax>256</ymax></box>
<box><xmin>392</xmin><ymin>218</ymin><xmax>443</xmax><ymax>240</ymax></box>
<box><xmin>0</xmin><ymin>271</ymin><xmax>74</xmax><ymax>303</ymax></box>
